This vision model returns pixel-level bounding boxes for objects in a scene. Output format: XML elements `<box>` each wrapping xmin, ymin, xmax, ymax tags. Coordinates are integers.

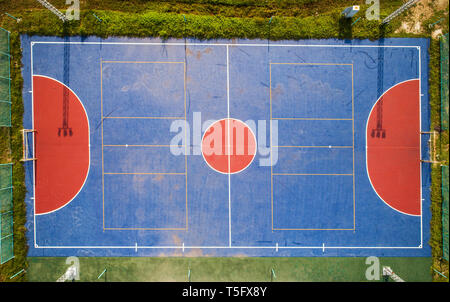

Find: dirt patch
<box><xmin>232</xmin><ymin>253</ymin><xmax>249</xmax><ymax>258</ymax></box>
<box><xmin>186</xmin><ymin>47</ymin><xmax>214</xmax><ymax>60</ymax></box>
<box><xmin>395</xmin><ymin>0</ymin><xmax>448</xmax><ymax>38</ymax></box>
<box><xmin>395</xmin><ymin>0</ymin><xmax>434</xmax><ymax>35</ymax></box>
<box><xmin>271</xmin><ymin>83</ymin><xmax>284</xmax><ymax>98</ymax></box>
<box><xmin>153</xmin><ymin>174</ymin><xmax>164</xmax><ymax>182</ymax></box>
<box><xmin>435</xmin><ymin>0</ymin><xmax>448</xmax><ymax>10</ymax></box>
<box><xmin>184</xmin><ymin>249</ymin><xmax>206</xmax><ymax>257</ymax></box>
<box><xmin>172</xmin><ymin>234</ymin><xmax>182</xmax><ymax>245</ymax></box>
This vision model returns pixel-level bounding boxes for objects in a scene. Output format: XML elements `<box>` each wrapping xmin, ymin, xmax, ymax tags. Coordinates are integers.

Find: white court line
<box><xmin>31</xmin><ymin>41</ymin><xmax>420</xmax><ymax>49</ymax></box>
<box><xmin>30</xmin><ymin>41</ymin><xmax>426</xmax><ymax>251</ymax></box>
<box><xmin>31</xmin><ymin>42</ymin><xmax>37</xmax><ymax>248</ymax></box>
<box><xmin>226</xmin><ymin>45</ymin><xmax>232</xmax><ymax>247</ymax></box>
<box><xmin>419</xmin><ymin>46</ymin><xmax>423</xmax><ymax>247</ymax></box>
<box><xmin>34</xmin><ymin>245</ymin><xmax>423</xmax><ymax>249</ymax></box>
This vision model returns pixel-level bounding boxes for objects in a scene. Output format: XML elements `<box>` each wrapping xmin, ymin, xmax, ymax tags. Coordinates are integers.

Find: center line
<box><xmin>226</xmin><ymin>45</ymin><xmax>232</xmax><ymax>247</ymax></box>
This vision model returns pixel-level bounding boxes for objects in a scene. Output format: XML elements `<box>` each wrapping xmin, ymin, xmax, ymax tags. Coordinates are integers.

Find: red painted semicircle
<box><xmin>33</xmin><ymin>75</ymin><xmax>90</xmax><ymax>215</ymax></box>
<box><xmin>366</xmin><ymin>79</ymin><xmax>421</xmax><ymax>216</ymax></box>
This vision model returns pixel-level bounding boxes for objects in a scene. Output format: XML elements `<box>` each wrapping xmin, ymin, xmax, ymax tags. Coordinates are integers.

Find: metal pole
<box><xmin>98</xmin><ymin>268</ymin><xmax>107</xmax><ymax>281</ymax></box>
<box><xmin>92</xmin><ymin>13</ymin><xmax>103</xmax><ymax>23</ymax></box>
<box><xmin>9</xmin><ymin>269</ymin><xmax>25</xmax><ymax>279</ymax></box>
<box><xmin>4</xmin><ymin>13</ymin><xmax>21</xmax><ymax>22</ymax></box>
<box><xmin>382</xmin><ymin>0</ymin><xmax>421</xmax><ymax>25</ymax></box>
<box><xmin>35</xmin><ymin>0</ymin><xmax>68</xmax><ymax>22</ymax></box>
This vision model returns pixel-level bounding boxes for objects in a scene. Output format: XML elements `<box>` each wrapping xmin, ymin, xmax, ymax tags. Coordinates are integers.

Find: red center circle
<box><xmin>201</xmin><ymin>118</ymin><xmax>257</xmax><ymax>174</ymax></box>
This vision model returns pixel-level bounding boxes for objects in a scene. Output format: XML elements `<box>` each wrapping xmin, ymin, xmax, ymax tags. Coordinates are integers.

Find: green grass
<box><xmin>0</xmin><ymin>0</ymin><xmax>405</xmax><ymax>18</ymax></box>
<box><xmin>27</xmin><ymin>257</ymin><xmax>432</xmax><ymax>282</ymax></box>
<box><xmin>428</xmin><ymin>32</ymin><xmax>449</xmax><ymax>283</ymax></box>
<box><xmin>0</xmin><ymin>9</ymin><xmax>394</xmax><ymax>41</ymax></box>
<box><xmin>0</xmin><ymin>0</ymin><xmax>448</xmax><ymax>282</ymax></box>
<box><xmin>0</xmin><ymin>127</ymin><xmax>10</xmax><ymax>163</ymax></box>
<box><xmin>0</xmin><ymin>31</ymin><xmax>28</xmax><ymax>282</ymax></box>
<box><xmin>0</xmin><ymin>0</ymin><xmax>411</xmax><ymax>39</ymax></box>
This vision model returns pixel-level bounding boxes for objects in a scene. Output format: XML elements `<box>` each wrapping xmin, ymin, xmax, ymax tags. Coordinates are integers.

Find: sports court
<box><xmin>21</xmin><ymin>36</ymin><xmax>431</xmax><ymax>257</ymax></box>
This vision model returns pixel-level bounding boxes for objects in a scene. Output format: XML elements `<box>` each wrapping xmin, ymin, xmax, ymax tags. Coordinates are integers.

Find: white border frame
<box><xmin>29</xmin><ymin>41</ymin><xmax>425</xmax><ymax>251</ymax></box>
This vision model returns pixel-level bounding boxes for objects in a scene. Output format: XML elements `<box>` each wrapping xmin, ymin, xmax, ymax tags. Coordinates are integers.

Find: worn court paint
<box><xmin>21</xmin><ymin>36</ymin><xmax>430</xmax><ymax>257</ymax></box>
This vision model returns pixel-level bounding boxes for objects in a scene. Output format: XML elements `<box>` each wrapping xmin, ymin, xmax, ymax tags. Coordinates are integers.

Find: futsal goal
<box><xmin>21</xmin><ymin>129</ymin><xmax>36</xmax><ymax>161</ymax></box>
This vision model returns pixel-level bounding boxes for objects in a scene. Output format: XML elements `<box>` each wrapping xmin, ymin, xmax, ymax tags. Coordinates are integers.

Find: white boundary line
<box><xmin>31</xmin><ymin>42</ymin><xmax>36</xmax><ymax>247</ymax></box>
<box><xmin>31</xmin><ymin>41</ymin><xmax>420</xmax><ymax>48</ymax></box>
<box><xmin>419</xmin><ymin>46</ymin><xmax>423</xmax><ymax>247</ymax></box>
<box><xmin>227</xmin><ymin>45</ymin><xmax>232</xmax><ymax>247</ymax></box>
<box><xmin>30</xmin><ymin>41</ymin><xmax>426</xmax><ymax>250</ymax></box>
<box><xmin>34</xmin><ymin>245</ymin><xmax>423</xmax><ymax>249</ymax></box>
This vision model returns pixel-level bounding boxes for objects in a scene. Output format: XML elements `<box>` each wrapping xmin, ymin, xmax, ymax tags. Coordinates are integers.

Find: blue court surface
<box><xmin>21</xmin><ymin>36</ymin><xmax>431</xmax><ymax>257</ymax></box>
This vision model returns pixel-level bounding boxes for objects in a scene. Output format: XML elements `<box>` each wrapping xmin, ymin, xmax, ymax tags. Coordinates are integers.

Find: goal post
<box><xmin>420</xmin><ymin>131</ymin><xmax>442</xmax><ymax>164</ymax></box>
<box><xmin>21</xmin><ymin>129</ymin><xmax>36</xmax><ymax>162</ymax></box>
